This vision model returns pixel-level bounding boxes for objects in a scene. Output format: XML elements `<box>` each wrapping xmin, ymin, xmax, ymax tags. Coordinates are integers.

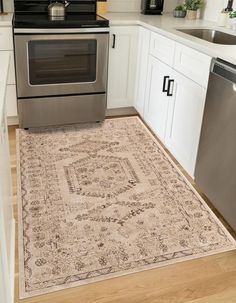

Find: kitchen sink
<box><xmin>176</xmin><ymin>28</ymin><xmax>236</xmax><ymax>45</ymax></box>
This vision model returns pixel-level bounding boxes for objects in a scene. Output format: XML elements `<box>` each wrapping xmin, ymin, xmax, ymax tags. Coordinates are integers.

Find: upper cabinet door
<box><xmin>144</xmin><ymin>56</ymin><xmax>172</xmax><ymax>142</ymax></box>
<box><xmin>134</xmin><ymin>27</ymin><xmax>151</xmax><ymax>117</ymax></box>
<box><xmin>165</xmin><ymin>70</ymin><xmax>207</xmax><ymax>178</ymax></box>
<box><xmin>107</xmin><ymin>26</ymin><xmax>138</xmax><ymax>109</ymax></box>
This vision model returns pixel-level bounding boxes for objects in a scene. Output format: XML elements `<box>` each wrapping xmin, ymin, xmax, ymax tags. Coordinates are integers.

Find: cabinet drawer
<box><xmin>7</xmin><ymin>51</ymin><xmax>15</xmax><ymax>85</ymax></box>
<box><xmin>6</xmin><ymin>85</ymin><xmax>17</xmax><ymax>117</ymax></box>
<box><xmin>0</xmin><ymin>28</ymin><xmax>13</xmax><ymax>50</ymax></box>
<box><xmin>174</xmin><ymin>43</ymin><xmax>211</xmax><ymax>88</ymax></box>
<box><xmin>150</xmin><ymin>32</ymin><xmax>175</xmax><ymax>66</ymax></box>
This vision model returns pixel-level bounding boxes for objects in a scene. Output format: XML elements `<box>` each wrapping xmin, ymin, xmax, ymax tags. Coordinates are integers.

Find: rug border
<box><xmin>16</xmin><ymin>117</ymin><xmax>236</xmax><ymax>299</ymax></box>
<box><xmin>134</xmin><ymin>116</ymin><xmax>236</xmax><ymax>244</ymax></box>
<box><xmin>16</xmin><ymin>128</ymin><xmax>27</xmax><ymax>299</ymax></box>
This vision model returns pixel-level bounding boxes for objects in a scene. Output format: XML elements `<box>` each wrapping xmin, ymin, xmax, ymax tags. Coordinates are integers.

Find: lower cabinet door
<box><xmin>144</xmin><ymin>56</ymin><xmax>171</xmax><ymax>142</ymax></box>
<box><xmin>0</xmin><ymin>102</ymin><xmax>14</xmax><ymax>303</ymax></box>
<box><xmin>165</xmin><ymin>70</ymin><xmax>207</xmax><ymax>177</ymax></box>
<box><xmin>107</xmin><ymin>26</ymin><xmax>138</xmax><ymax>109</ymax></box>
<box><xmin>7</xmin><ymin>51</ymin><xmax>16</xmax><ymax>85</ymax></box>
<box><xmin>134</xmin><ymin>27</ymin><xmax>151</xmax><ymax>117</ymax></box>
<box><xmin>6</xmin><ymin>85</ymin><xmax>17</xmax><ymax>117</ymax></box>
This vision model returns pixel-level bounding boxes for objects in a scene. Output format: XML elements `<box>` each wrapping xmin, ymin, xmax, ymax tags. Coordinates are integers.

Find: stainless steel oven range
<box><xmin>13</xmin><ymin>0</ymin><xmax>109</xmax><ymax>128</ymax></box>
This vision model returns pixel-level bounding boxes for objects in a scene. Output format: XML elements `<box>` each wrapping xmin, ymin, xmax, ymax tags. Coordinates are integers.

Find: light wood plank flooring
<box><xmin>8</xmin><ymin>124</ymin><xmax>236</xmax><ymax>303</ymax></box>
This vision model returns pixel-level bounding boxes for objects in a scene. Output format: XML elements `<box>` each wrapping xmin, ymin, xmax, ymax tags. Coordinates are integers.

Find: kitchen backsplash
<box><xmin>4</xmin><ymin>0</ymin><xmax>177</xmax><ymax>13</ymax></box>
<box><xmin>107</xmin><ymin>0</ymin><xmax>235</xmax><ymax>22</ymax></box>
<box><xmin>3</xmin><ymin>0</ymin><xmax>14</xmax><ymax>12</ymax></box>
<box><xmin>3</xmin><ymin>0</ymin><xmax>236</xmax><ymax>22</ymax></box>
<box><xmin>202</xmin><ymin>0</ymin><xmax>235</xmax><ymax>22</ymax></box>
<box><xmin>107</xmin><ymin>0</ymin><xmax>179</xmax><ymax>12</ymax></box>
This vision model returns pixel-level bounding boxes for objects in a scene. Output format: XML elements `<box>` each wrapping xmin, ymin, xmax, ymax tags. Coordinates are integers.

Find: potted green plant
<box><xmin>173</xmin><ymin>5</ymin><xmax>186</xmax><ymax>18</ymax></box>
<box><xmin>229</xmin><ymin>10</ymin><xmax>236</xmax><ymax>30</ymax></box>
<box><xmin>183</xmin><ymin>0</ymin><xmax>204</xmax><ymax>19</ymax></box>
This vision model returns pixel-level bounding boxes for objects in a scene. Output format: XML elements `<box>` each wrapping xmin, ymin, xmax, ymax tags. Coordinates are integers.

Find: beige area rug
<box><xmin>17</xmin><ymin>116</ymin><xmax>236</xmax><ymax>298</ymax></box>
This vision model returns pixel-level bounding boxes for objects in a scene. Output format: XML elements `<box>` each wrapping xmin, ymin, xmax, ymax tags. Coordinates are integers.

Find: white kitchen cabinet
<box><xmin>144</xmin><ymin>56</ymin><xmax>171</xmax><ymax>142</ymax></box>
<box><xmin>0</xmin><ymin>103</ymin><xmax>13</xmax><ymax>266</ymax></box>
<box><xmin>134</xmin><ymin>27</ymin><xmax>151</xmax><ymax>117</ymax></box>
<box><xmin>6</xmin><ymin>85</ymin><xmax>17</xmax><ymax>117</ymax></box>
<box><xmin>0</xmin><ymin>27</ymin><xmax>13</xmax><ymax>50</ymax></box>
<box><xmin>0</xmin><ymin>108</ymin><xmax>15</xmax><ymax>303</ymax></box>
<box><xmin>7</xmin><ymin>51</ymin><xmax>16</xmax><ymax>85</ymax></box>
<box><xmin>165</xmin><ymin>70</ymin><xmax>207</xmax><ymax>177</ymax></box>
<box><xmin>107</xmin><ymin>26</ymin><xmax>138</xmax><ymax>109</ymax></box>
<box><xmin>0</xmin><ymin>25</ymin><xmax>18</xmax><ymax>121</ymax></box>
<box><xmin>0</xmin><ymin>53</ymin><xmax>15</xmax><ymax>303</ymax></box>
<box><xmin>144</xmin><ymin>54</ymin><xmax>208</xmax><ymax>177</ymax></box>
<box><xmin>144</xmin><ymin>56</ymin><xmax>207</xmax><ymax>177</ymax></box>
<box><xmin>138</xmin><ymin>30</ymin><xmax>211</xmax><ymax>177</ymax></box>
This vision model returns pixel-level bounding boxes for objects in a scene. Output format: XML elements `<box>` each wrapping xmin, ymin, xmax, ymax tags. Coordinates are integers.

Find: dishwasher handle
<box><xmin>212</xmin><ymin>58</ymin><xmax>236</xmax><ymax>84</ymax></box>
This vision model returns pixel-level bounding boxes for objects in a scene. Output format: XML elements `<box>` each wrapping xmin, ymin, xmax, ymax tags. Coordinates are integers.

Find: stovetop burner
<box><xmin>13</xmin><ymin>13</ymin><xmax>109</xmax><ymax>28</ymax></box>
<box><xmin>13</xmin><ymin>0</ymin><xmax>109</xmax><ymax>28</ymax></box>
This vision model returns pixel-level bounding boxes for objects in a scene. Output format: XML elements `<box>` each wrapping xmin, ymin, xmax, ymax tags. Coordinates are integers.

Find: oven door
<box><xmin>14</xmin><ymin>29</ymin><xmax>109</xmax><ymax>98</ymax></box>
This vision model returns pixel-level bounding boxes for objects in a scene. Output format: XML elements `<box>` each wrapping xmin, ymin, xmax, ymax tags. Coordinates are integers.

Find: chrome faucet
<box><xmin>226</xmin><ymin>0</ymin><xmax>234</xmax><ymax>11</ymax></box>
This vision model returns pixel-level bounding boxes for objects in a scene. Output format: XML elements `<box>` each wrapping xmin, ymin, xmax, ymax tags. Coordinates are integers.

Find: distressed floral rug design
<box><xmin>17</xmin><ymin>117</ymin><xmax>236</xmax><ymax>298</ymax></box>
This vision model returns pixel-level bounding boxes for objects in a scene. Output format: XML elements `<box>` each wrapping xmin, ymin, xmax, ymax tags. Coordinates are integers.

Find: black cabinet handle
<box><xmin>162</xmin><ymin>76</ymin><xmax>169</xmax><ymax>93</ymax></box>
<box><xmin>112</xmin><ymin>34</ymin><xmax>116</xmax><ymax>48</ymax></box>
<box><xmin>167</xmin><ymin>79</ymin><xmax>174</xmax><ymax>96</ymax></box>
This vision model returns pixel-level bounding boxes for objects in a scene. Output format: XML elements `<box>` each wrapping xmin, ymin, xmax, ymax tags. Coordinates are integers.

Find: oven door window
<box><xmin>28</xmin><ymin>39</ymin><xmax>97</xmax><ymax>85</ymax></box>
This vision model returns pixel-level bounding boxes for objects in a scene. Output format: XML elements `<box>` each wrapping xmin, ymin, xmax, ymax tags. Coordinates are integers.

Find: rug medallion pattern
<box><xmin>17</xmin><ymin>117</ymin><xmax>236</xmax><ymax>298</ymax></box>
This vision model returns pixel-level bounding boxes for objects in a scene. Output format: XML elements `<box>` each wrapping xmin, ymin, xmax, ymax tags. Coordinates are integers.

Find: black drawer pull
<box><xmin>162</xmin><ymin>76</ymin><xmax>169</xmax><ymax>93</ymax></box>
<box><xmin>112</xmin><ymin>34</ymin><xmax>116</xmax><ymax>49</ymax></box>
<box><xmin>167</xmin><ymin>79</ymin><xmax>174</xmax><ymax>96</ymax></box>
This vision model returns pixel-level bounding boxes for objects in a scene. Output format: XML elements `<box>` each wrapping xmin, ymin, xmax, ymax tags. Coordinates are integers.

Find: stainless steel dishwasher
<box><xmin>195</xmin><ymin>58</ymin><xmax>236</xmax><ymax>231</ymax></box>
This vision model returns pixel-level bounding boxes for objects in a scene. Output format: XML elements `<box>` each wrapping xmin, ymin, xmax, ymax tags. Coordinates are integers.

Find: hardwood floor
<box><xmin>8</xmin><ymin>124</ymin><xmax>236</xmax><ymax>303</ymax></box>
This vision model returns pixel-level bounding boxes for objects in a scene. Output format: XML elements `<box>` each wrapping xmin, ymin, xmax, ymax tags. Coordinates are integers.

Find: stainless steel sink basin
<box><xmin>176</xmin><ymin>28</ymin><xmax>236</xmax><ymax>45</ymax></box>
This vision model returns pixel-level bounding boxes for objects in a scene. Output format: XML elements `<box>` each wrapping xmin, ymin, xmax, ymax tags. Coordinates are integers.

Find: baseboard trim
<box><xmin>7</xmin><ymin>116</ymin><xmax>19</xmax><ymax>126</ymax></box>
<box><xmin>7</xmin><ymin>109</ymin><xmax>138</xmax><ymax>126</ymax></box>
<box><xmin>106</xmin><ymin>107</ymin><xmax>138</xmax><ymax>117</ymax></box>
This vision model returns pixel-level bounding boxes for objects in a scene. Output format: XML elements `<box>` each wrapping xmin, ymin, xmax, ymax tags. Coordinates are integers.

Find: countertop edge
<box><xmin>0</xmin><ymin>13</ymin><xmax>13</xmax><ymax>27</ymax></box>
<box><xmin>101</xmin><ymin>13</ymin><xmax>236</xmax><ymax>65</ymax></box>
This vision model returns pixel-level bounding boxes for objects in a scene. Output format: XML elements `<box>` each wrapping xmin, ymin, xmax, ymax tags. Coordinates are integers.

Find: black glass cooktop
<box><xmin>13</xmin><ymin>13</ymin><xmax>109</xmax><ymax>28</ymax></box>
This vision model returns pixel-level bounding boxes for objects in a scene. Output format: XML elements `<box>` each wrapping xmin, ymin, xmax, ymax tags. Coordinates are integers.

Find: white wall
<box><xmin>5</xmin><ymin>0</ymin><xmax>178</xmax><ymax>13</ymax></box>
<box><xmin>107</xmin><ymin>0</ymin><xmax>179</xmax><ymax>13</ymax></box>
<box><xmin>108</xmin><ymin>0</ymin><xmax>140</xmax><ymax>12</ymax></box>
<box><xmin>4</xmin><ymin>0</ymin><xmax>236</xmax><ymax>19</ymax></box>
<box><xmin>107</xmin><ymin>0</ymin><xmax>235</xmax><ymax>22</ymax></box>
<box><xmin>203</xmin><ymin>0</ymin><xmax>235</xmax><ymax>21</ymax></box>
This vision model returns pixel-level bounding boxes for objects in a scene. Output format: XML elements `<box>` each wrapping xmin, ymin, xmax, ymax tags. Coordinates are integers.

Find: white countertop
<box><xmin>101</xmin><ymin>12</ymin><xmax>236</xmax><ymax>65</ymax></box>
<box><xmin>0</xmin><ymin>52</ymin><xmax>10</xmax><ymax>116</ymax></box>
<box><xmin>0</xmin><ymin>13</ymin><xmax>13</xmax><ymax>27</ymax></box>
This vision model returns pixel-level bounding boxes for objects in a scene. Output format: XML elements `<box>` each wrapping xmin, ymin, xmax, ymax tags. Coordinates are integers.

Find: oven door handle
<box><xmin>14</xmin><ymin>28</ymin><xmax>110</xmax><ymax>34</ymax></box>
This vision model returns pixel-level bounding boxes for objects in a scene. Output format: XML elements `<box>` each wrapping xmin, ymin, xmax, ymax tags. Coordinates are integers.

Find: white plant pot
<box><xmin>229</xmin><ymin>18</ymin><xmax>236</xmax><ymax>30</ymax></box>
<box><xmin>186</xmin><ymin>10</ymin><xmax>197</xmax><ymax>20</ymax></box>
